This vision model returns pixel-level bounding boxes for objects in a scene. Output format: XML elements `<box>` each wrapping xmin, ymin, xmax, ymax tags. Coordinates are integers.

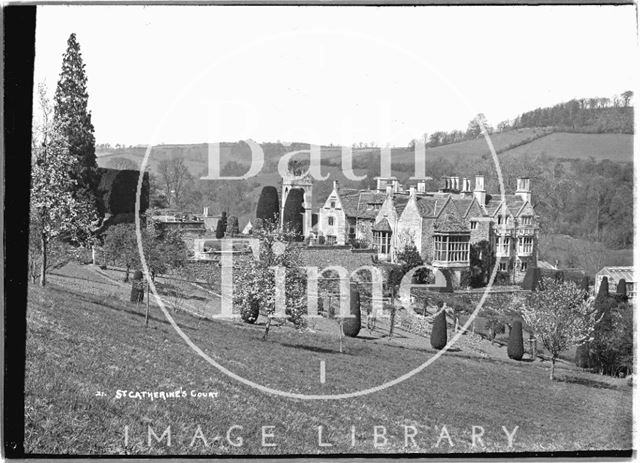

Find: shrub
<box><xmin>596</xmin><ymin>276</ymin><xmax>609</xmax><ymax>301</ymax></box>
<box><xmin>240</xmin><ymin>299</ymin><xmax>260</xmax><ymax>324</ymax></box>
<box><xmin>318</xmin><ymin>235</ymin><xmax>326</xmax><ymax>245</ymax></box>
<box><xmin>507</xmin><ymin>320</ymin><xmax>525</xmax><ymax>360</ymax></box>
<box><xmin>256</xmin><ymin>186</ymin><xmax>280</xmax><ymax>223</ymax></box>
<box><xmin>342</xmin><ymin>285</ymin><xmax>361</xmax><ymax>337</ymax></box>
<box><xmin>616</xmin><ymin>278</ymin><xmax>628</xmax><ymax>302</ymax></box>
<box><xmin>430</xmin><ymin>310</ymin><xmax>447</xmax><ymax>350</ymax></box>
<box><xmin>521</xmin><ymin>267</ymin><xmax>541</xmax><ymax>291</ymax></box>
<box><xmin>227</xmin><ymin>216</ymin><xmax>239</xmax><ymax>237</ymax></box>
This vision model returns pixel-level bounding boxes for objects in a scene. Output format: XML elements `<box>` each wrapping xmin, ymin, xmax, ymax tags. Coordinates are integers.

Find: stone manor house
<box><xmin>281</xmin><ymin>174</ymin><xmax>539</xmax><ymax>284</ymax></box>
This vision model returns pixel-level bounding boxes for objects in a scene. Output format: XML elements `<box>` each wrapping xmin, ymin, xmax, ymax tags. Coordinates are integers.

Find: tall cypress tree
<box><xmin>54</xmin><ymin>33</ymin><xmax>97</xmax><ymax>195</ymax></box>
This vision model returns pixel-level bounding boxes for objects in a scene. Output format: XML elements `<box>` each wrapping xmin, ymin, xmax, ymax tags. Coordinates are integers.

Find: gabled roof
<box><xmin>373</xmin><ymin>218</ymin><xmax>392</xmax><ymax>232</ymax></box>
<box><xmin>340</xmin><ymin>191</ymin><xmax>386</xmax><ymax>219</ymax></box>
<box><xmin>486</xmin><ymin>194</ymin><xmax>525</xmax><ymax>217</ymax></box>
<box><xmin>451</xmin><ymin>197</ymin><xmax>480</xmax><ymax>218</ymax></box>
<box><xmin>433</xmin><ymin>212</ymin><xmax>469</xmax><ymax>232</ymax></box>
<box><xmin>415</xmin><ymin>197</ymin><xmax>447</xmax><ymax>218</ymax></box>
<box><xmin>394</xmin><ymin>195</ymin><xmax>410</xmax><ymax>215</ymax></box>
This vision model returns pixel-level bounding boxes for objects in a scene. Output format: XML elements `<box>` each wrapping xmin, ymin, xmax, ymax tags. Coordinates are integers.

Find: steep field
<box><xmin>499</xmin><ymin>132</ymin><xmax>633</xmax><ymax>163</ymax></box>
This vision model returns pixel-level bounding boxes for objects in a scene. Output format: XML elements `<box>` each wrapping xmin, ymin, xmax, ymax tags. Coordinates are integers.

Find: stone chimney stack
<box><xmin>409</xmin><ymin>186</ymin><xmax>416</xmax><ymax>198</ymax></box>
<box><xmin>385</xmin><ymin>185</ymin><xmax>393</xmax><ymax>197</ymax></box>
<box><xmin>417</xmin><ymin>180</ymin><xmax>426</xmax><ymax>193</ymax></box>
<box><xmin>203</xmin><ymin>206</ymin><xmax>209</xmax><ymax>217</ymax></box>
<box><xmin>452</xmin><ymin>176</ymin><xmax>460</xmax><ymax>191</ymax></box>
<box><xmin>333</xmin><ymin>180</ymin><xmax>339</xmax><ymax>192</ymax></box>
<box><xmin>516</xmin><ymin>177</ymin><xmax>531</xmax><ymax>203</ymax></box>
<box><xmin>474</xmin><ymin>175</ymin><xmax>486</xmax><ymax>206</ymax></box>
<box><xmin>461</xmin><ymin>177</ymin><xmax>471</xmax><ymax>193</ymax></box>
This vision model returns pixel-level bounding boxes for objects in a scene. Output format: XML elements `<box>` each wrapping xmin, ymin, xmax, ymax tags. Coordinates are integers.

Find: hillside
<box><xmin>499</xmin><ymin>132</ymin><xmax>633</xmax><ymax>163</ymax></box>
<box><xmin>24</xmin><ymin>264</ymin><xmax>632</xmax><ymax>455</ymax></box>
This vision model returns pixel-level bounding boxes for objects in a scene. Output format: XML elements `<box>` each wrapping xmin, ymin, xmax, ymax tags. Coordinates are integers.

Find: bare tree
<box><xmin>157</xmin><ymin>157</ymin><xmax>192</xmax><ymax>207</ymax></box>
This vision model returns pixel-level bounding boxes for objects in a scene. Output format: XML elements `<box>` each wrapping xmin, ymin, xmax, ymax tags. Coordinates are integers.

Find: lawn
<box><xmin>24</xmin><ymin>268</ymin><xmax>632</xmax><ymax>455</ymax></box>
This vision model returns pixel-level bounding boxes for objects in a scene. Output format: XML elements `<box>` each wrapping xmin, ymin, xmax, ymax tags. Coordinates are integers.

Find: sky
<box><xmin>34</xmin><ymin>5</ymin><xmax>637</xmax><ymax>147</ymax></box>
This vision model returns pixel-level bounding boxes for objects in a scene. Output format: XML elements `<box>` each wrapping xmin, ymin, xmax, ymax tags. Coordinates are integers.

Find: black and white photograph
<box><xmin>3</xmin><ymin>2</ymin><xmax>637</xmax><ymax>458</ymax></box>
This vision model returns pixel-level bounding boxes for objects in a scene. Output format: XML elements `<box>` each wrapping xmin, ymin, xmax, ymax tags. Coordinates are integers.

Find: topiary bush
<box><xmin>282</xmin><ymin>188</ymin><xmax>305</xmax><ymax>240</ymax></box>
<box><xmin>616</xmin><ymin>278</ymin><xmax>628</xmax><ymax>302</ymax></box>
<box><xmin>507</xmin><ymin>320</ymin><xmax>525</xmax><ymax>360</ymax></box>
<box><xmin>430</xmin><ymin>310</ymin><xmax>447</xmax><ymax>350</ymax></box>
<box><xmin>342</xmin><ymin>285</ymin><xmax>362</xmax><ymax>337</ymax></box>
<box><xmin>256</xmin><ymin>186</ymin><xmax>280</xmax><ymax>223</ymax></box>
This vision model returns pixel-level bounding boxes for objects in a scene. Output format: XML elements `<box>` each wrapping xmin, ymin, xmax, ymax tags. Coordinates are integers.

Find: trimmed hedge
<box><xmin>430</xmin><ymin>310</ymin><xmax>447</xmax><ymax>350</ymax></box>
<box><xmin>507</xmin><ymin>320</ymin><xmax>525</xmax><ymax>360</ymax></box>
<box><xmin>342</xmin><ymin>285</ymin><xmax>361</xmax><ymax>337</ymax></box>
<box><xmin>256</xmin><ymin>186</ymin><xmax>280</xmax><ymax>223</ymax></box>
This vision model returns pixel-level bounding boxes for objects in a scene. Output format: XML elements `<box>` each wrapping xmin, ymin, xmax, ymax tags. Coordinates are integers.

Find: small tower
<box><xmin>516</xmin><ymin>177</ymin><xmax>531</xmax><ymax>203</ymax></box>
<box><xmin>473</xmin><ymin>175</ymin><xmax>486</xmax><ymax>206</ymax></box>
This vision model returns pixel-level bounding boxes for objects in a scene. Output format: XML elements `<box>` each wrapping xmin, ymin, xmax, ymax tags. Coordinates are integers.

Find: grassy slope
<box><xmin>500</xmin><ymin>132</ymin><xmax>633</xmax><ymax>163</ymax></box>
<box><xmin>25</xmin><ymin>268</ymin><xmax>631</xmax><ymax>455</ymax></box>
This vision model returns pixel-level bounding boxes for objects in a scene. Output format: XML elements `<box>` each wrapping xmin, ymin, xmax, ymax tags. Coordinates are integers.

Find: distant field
<box><xmin>390</xmin><ymin>128</ymin><xmax>551</xmax><ymax>165</ymax></box>
<box><xmin>499</xmin><ymin>132</ymin><xmax>633</xmax><ymax>163</ymax></box>
<box><xmin>97</xmin><ymin>129</ymin><xmax>633</xmax><ymax>178</ymax></box>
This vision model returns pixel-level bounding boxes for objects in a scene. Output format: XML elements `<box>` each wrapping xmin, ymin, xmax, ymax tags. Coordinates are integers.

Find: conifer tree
<box><xmin>54</xmin><ymin>33</ymin><xmax>97</xmax><ymax>195</ymax></box>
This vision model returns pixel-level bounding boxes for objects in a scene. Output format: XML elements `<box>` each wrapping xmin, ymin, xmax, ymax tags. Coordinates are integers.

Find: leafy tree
<box><xmin>397</xmin><ymin>243</ymin><xmax>428</xmax><ymax>283</ymax></box>
<box><xmin>520</xmin><ymin>278</ymin><xmax>597</xmax><ymax>380</ymax></box>
<box><xmin>53</xmin><ymin>33</ymin><xmax>97</xmax><ymax>199</ymax></box>
<box><xmin>233</xmin><ymin>221</ymin><xmax>307</xmax><ymax>339</ymax></box>
<box><xmin>507</xmin><ymin>320</ymin><xmax>525</xmax><ymax>360</ymax></box>
<box><xmin>282</xmin><ymin>188</ymin><xmax>305</xmax><ymax>240</ymax></box>
<box><xmin>30</xmin><ymin>84</ymin><xmax>97</xmax><ymax>286</ymax></box>
<box><xmin>256</xmin><ymin>186</ymin><xmax>280</xmax><ymax>224</ymax></box>
<box><xmin>103</xmin><ymin>223</ymin><xmax>138</xmax><ymax>281</ymax></box>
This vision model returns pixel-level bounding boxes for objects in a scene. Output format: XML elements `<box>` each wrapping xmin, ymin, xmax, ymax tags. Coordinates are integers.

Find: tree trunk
<box><xmin>39</xmin><ymin>234</ymin><xmax>47</xmax><ymax>287</ymax></box>
<box><xmin>550</xmin><ymin>357</ymin><xmax>556</xmax><ymax>380</ymax></box>
<box><xmin>124</xmin><ymin>265</ymin><xmax>130</xmax><ymax>283</ymax></box>
<box><xmin>263</xmin><ymin>316</ymin><xmax>272</xmax><ymax>340</ymax></box>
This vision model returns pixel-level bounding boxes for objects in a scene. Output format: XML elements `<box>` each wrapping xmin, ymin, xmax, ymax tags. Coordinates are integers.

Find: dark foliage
<box><xmin>227</xmin><ymin>216</ymin><xmax>239</xmax><ymax>237</ymax></box>
<box><xmin>507</xmin><ymin>320</ymin><xmax>525</xmax><ymax>360</ymax></box>
<box><xmin>430</xmin><ymin>310</ymin><xmax>447</xmax><ymax>350</ymax></box>
<box><xmin>521</xmin><ymin>267</ymin><xmax>542</xmax><ymax>291</ymax></box>
<box><xmin>575</xmin><ymin>344</ymin><xmax>591</xmax><ymax>368</ymax></box>
<box><xmin>256</xmin><ymin>186</ymin><xmax>280</xmax><ymax>223</ymax></box>
<box><xmin>512</xmin><ymin>96</ymin><xmax>633</xmax><ymax>134</ymax></box>
<box><xmin>96</xmin><ymin>168</ymin><xmax>149</xmax><ymax>216</ymax></box>
<box><xmin>215</xmin><ymin>212</ymin><xmax>227</xmax><ymax>239</ymax></box>
<box><xmin>282</xmin><ymin>188</ymin><xmax>305</xmax><ymax>240</ymax></box>
<box><xmin>615</xmin><ymin>278</ymin><xmax>628</xmax><ymax>302</ymax></box>
<box><xmin>240</xmin><ymin>299</ymin><xmax>260</xmax><ymax>324</ymax></box>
